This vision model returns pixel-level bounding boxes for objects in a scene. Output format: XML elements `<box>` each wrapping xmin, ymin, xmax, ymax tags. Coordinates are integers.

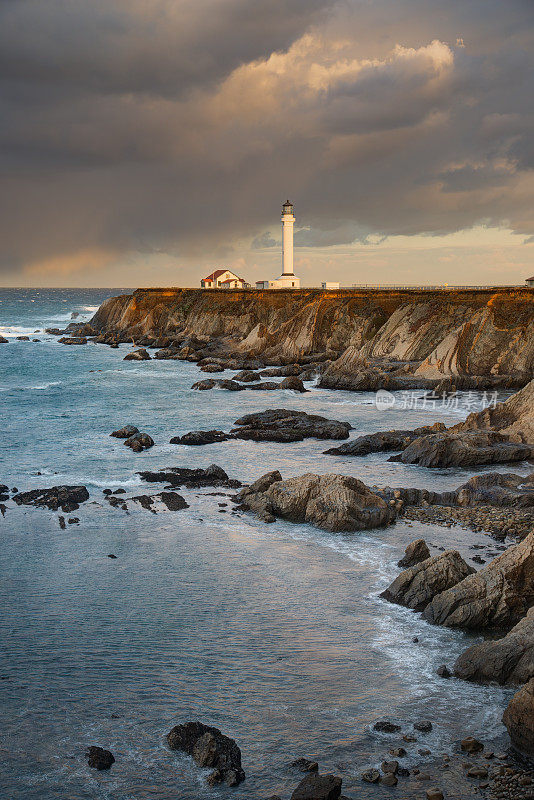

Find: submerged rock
<box><xmin>237</xmin><ymin>472</ymin><xmax>395</xmax><ymax>532</ymax></box>
<box><xmin>502</xmin><ymin>678</ymin><xmax>534</xmax><ymax>757</ymax></box>
<box><xmin>166</xmin><ymin>721</ymin><xmax>245</xmax><ymax>786</ymax></box>
<box><xmin>192</xmin><ymin>378</ymin><xmax>243</xmax><ymax>391</ymax></box>
<box><xmin>13</xmin><ymin>485</ymin><xmax>89</xmax><ymax>513</ymax></box>
<box><xmin>391</xmin><ymin>430</ymin><xmax>532</xmax><ymax>468</ymax></box>
<box><xmin>86</xmin><ymin>746</ymin><xmax>115</xmax><ymax>770</ymax></box>
<box><xmin>380</xmin><ymin>551</ymin><xmax>474</xmax><ymax>611</ymax></box>
<box><xmin>454</xmin><ymin>606</ymin><xmax>534</xmax><ymax>684</ymax></box>
<box><xmin>423</xmin><ymin>530</ymin><xmax>534</xmax><ymax>629</ymax></box>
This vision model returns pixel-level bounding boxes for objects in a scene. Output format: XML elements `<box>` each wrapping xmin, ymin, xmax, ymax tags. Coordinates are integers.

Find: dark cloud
<box><xmin>0</xmin><ymin>0</ymin><xmax>533</xmax><ymax>278</ymax></box>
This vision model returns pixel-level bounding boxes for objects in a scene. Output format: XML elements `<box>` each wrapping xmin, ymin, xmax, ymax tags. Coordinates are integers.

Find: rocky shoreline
<box><xmin>4</xmin><ymin>291</ymin><xmax>534</xmax><ymax>799</ymax></box>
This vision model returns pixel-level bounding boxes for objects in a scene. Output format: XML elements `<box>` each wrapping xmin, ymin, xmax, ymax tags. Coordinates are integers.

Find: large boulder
<box><xmin>391</xmin><ymin>430</ymin><xmax>532</xmax><ymax>468</ymax></box>
<box><xmin>398</xmin><ymin>539</ymin><xmax>431</xmax><ymax>568</ymax></box>
<box><xmin>166</xmin><ymin>721</ymin><xmax>245</xmax><ymax>786</ymax></box>
<box><xmin>232</xmin><ymin>409</ymin><xmax>351</xmax><ymax>442</ymax></box>
<box><xmin>380</xmin><ymin>551</ymin><xmax>474</xmax><ymax>611</ymax></box>
<box><xmin>502</xmin><ymin>678</ymin><xmax>534</xmax><ymax>757</ymax></box>
<box><xmin>452</xmin><ymin>380</ymin><xmax>534</xmax><ymax>443</ymax></box>
<box><xmin>237</xmin><ymin>472</ymin><xmax>396</xmax><ymax>532</ymax></box>
<box><xmin>279</xmin><ymin>376</ymin><xmax>307</xmax><ymax>392</ymax></box>
<box><xmin>324</xmin><ymin>424</ymin><xmax>446</xmax><ymax>456</ymax></box>
<box><xmin>13</xmin><ymin>485</ymin><xmax>89</xmax><ymax>513</ymax></box>
<box><xmin>290</xmin><ymin>772</ymin><xmax>342</xmax><ymax>800</ymax></box>
<box><xmin>191</xmin><ymin>378</ymin><xmax>243</xmax><ymax>391</ymax></box>
<box><xmin>454</xmin><ymin>606</ymin><xmax>534</xmax><ymax>684</ymax></box>
<box><xmin>423</xmin><ymin>530</ymin><xmax>534</xmax><ymax>629</ymax></box>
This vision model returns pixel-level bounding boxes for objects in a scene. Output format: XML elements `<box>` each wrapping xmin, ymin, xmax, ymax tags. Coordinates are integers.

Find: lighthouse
<box><xmin>281</xmin><ymin>200</ymin><xmax>295</xmax><ymax>276</ymax></box>
<box><xmin>254</xmin><ymin>200</ymin><xmax>301</xmax><ymax>289</ymax></box>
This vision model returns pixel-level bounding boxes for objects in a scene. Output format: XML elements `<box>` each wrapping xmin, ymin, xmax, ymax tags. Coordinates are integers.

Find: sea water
<box><xmin>0</xmin><ymin>289</ymin><xmax>527</xmax><ymax>799</ymax></box>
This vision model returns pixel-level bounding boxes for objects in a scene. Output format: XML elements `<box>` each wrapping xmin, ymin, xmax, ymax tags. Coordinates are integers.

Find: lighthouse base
<box><xmin>255</xmin><ymin>275</ymin><xmax>300</xmax><ymax>289</ymax></box>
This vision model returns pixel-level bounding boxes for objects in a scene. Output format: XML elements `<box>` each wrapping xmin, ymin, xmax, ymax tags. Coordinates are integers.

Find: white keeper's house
<box><xmin>200</xmin><ymin>269</ymin><xmax>250</xmax><ymax>289</ymax></box>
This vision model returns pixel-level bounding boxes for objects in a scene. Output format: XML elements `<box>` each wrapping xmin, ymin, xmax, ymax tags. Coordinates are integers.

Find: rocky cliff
<box><xmin>90</xmin><ymin>287</ymin><xmax>534</xmax><ymax>387</ymax></box>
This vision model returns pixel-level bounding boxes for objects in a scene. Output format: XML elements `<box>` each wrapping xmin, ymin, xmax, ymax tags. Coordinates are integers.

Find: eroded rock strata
<box><xmin>88</xmin><ymin>287</ymin><xmax>534</xmax><ymax>387</ymax></box>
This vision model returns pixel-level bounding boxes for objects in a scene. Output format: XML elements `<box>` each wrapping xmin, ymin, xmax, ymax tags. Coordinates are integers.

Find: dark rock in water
<box><xmin>123</xmin><ymin>348</ymin><xmax>151</xmax><ymax>361</ymax></box>
<box><xmin>290</xmin><ymin>772</ymin><xmax>342</xmax><ymax>800</ymax></box>
<box><xmin>110</xmin><ymin>424</ymin><xmax>139</xmax><ymax>439</ymax></box>
<box><xmin>139</xmin><ymin>464</ymin><xmax>239</xmax><ymax>489</ymax></box>
<box><xmin>58</xmin><ymin>515</ymin><xmax>66</xmax><ymax>529</ymax></box>
<box><xmin>103</xmin><ymin>489</ymin><xmax>113</xmax><ymax>495</ymax></box>
<box><xmin>124</xmin><ymin>432</ymin><xmax>154</xmax><ymax>452</ymax></box>
<box><xmin>391</xmin><ymin>431</ymin><xmax>533</xmax><ymax>468</ymax></box>
<box><xmin>237</xmin><ymin>472</ymin><xmax>396</xmax><ymax>532</ymax></box>
<box><xmin>113</xmin><ymin>488</ymin><xmax>126</xmax><ymax>494</ymax></box>
<box><xmin>86</xmin><ymin>746</ymin><xmax>115</xmax><ymax>770</ymax></box>
<box><xmin>192</xmin><ymin>378</ymin><xmax>243</xmax><ymax>391</ymax></box>
<box><xmin>292</xmin><ymin>758</ymin><xmax>319</xmax><ymax>773</ymax></box>
<box><xmin>13</xmin><ymin>485</ymin><xmax>89</xmax><ymax>512</ymax></box>
<box><xmin>232</xmin><ymin>370</ymin><xmax>261</xmax><ymax>382</ymax></box>
<box><xmin>246</xmin><ymin>381</ymin><xmax>280</xmax><ymax>391</ymax></box>
<box><xmin>381</xmin><ymin>551</ymin><xmax>474</xmax><ymax>611</ymax></box>
<box><xmin>436</xmin><ymin>665</ymin><xmax>451</xmax><ymax>678</ymax></box>
<box><xmin>380</xmin><ymin>772</ymin><xmax>397</xmax><ymax>786</ymax></box>
<box><xmin>68</xmin><ymin>517</ymin><xmax>79</xmax><ymax>524</ymax></box>
<box><xmin>373</xmin><ymin>720</ymin><xmax>401</xmax><ymax>733</ymax></box>
<box><xmin>460</xmin><ymin>736</ymin><xmax>483</xmax><ymax>753</ymax></box>
<box><xmin>0</xmin><ymin>336</ymin><xmax>8</xmax><ymax>343</ymax></box>
<box><xmin>423</xmin><ymin>530</ymin><xmax>534</xmax><ymax>629</ymax></box>
<box><xmin>159</xmin><ymin>491</ymin><xmax>189</xmax><ymax>511</ymax></box>
<box><xmin>454</xmin><ymin>606</ymin><xmax>534</xmax><ymax>684</ymax></box>
<box><xmin>166</xmin><ymin>721</ymin><xmax>245</xmax><ymax>786</ymax></box>
<box><xmin>132</xmin><ymin>494</ymin><xmax>156</xmax><ymax>511</ymax></box>
<box><xmin>381</xmin><ymin>759</ymin><xmax>399</xmax><ymax>774</ymax></box>
<box><xmin>170</xmin><ymin>430</ymin><xmax>229</xmax><ymax>446</ymax></box>
<box><xmin>325</xmin><ymin>424</ymin><xmax>446</xmax><ymax>456</ymax></box>
<box><xmin>414</xmin><ymin>721</ymin><xmax>433</xmax><ymax>733</ymax></box>
<box><xmin>232</xmin><ymin>409</ymin><xmax>351</xmax><ymax>442</ymax></box>
<box><xmin>58</xmin><ymin>336</ymin><xmax>87</xmax><ymax>345</ymax></box>
<box><xmin>16</xmin><ymin>335</ymin><xmax>30</xmax><ymax>341</ymax></box>
<box><xmin>279</xmin><ymin>376</ymin><xmax>307</xmax><ymax>392</ymax></box>
<box><xmin>361</xmin><ymin>768</ymin><xmax>381</xmax><ymax>783</ymax></box>
<box><xmin>107</xmin><ymin>554</ymin><xmax>117</xmax><ymax>559</ymax></box>
<box><xmin>71</xmin><ymin>312</ymin><xmax>79</xmax><ymax>319</ymax></box>
<box><xmin>0</xmin><ymin>484</ymin><xmax>9</xmax><ymax>502</ymax></box>
<box><xmin>201</xmin><ymin>363</ymin><xmax>225</xmax><ymax>373</ymax></box>
<box><xmin>502</xmin><ymin>678</ymin><xmax>534</xmax><ymax>757</ymax></box>
<box><xmin>398</xmin><ymin>538</ymin><xmax>431</xmax><ymax>568</ymax></box>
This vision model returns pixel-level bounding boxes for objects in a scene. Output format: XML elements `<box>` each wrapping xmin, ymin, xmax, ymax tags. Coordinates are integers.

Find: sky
<box><xmin>1</xmin><ymin>0</ymin><xmax>533</xmax><ymax>288</ymax></box>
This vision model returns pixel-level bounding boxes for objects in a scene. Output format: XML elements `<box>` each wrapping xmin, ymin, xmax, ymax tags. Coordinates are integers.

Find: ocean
<box><xmin>0</xmin><ymin>288</ymin><xmax>526</xmax><ymax>799</ymax></box>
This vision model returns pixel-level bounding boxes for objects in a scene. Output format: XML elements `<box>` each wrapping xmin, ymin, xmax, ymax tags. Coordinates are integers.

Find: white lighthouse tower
<box><xmin>254</xmin><ymin>200</ymin><xmax>301</xmax><ymax>289</ymax></box>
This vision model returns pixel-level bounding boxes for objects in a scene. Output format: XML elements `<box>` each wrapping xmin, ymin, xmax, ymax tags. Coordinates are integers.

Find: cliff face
<box><xmin>90</xmin><ymin>287</ymin><xmax>534</xmax><ymax>386</ymax></box>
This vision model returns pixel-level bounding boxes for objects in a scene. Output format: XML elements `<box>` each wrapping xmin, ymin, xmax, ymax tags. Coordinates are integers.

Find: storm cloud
<box><xmin>0</xmin><ymin>0</ymin><xmax>533</xmax><ymax>281</ymax></box>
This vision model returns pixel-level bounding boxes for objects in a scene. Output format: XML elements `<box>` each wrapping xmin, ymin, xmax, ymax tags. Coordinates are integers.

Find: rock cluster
<box><xmin>13</xmin><ymin>485</ymin><xmax>89</xmax><ymax>513</ymax></box>
<box><xmin>236</xmin><ymin>471</ymin><xmax>396</xmax><ymax>532</ymax></box>
<box><xmin>166</xmin><ymin>721</ymin><xmax>245</xmax><ymax>786</ymax></box>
